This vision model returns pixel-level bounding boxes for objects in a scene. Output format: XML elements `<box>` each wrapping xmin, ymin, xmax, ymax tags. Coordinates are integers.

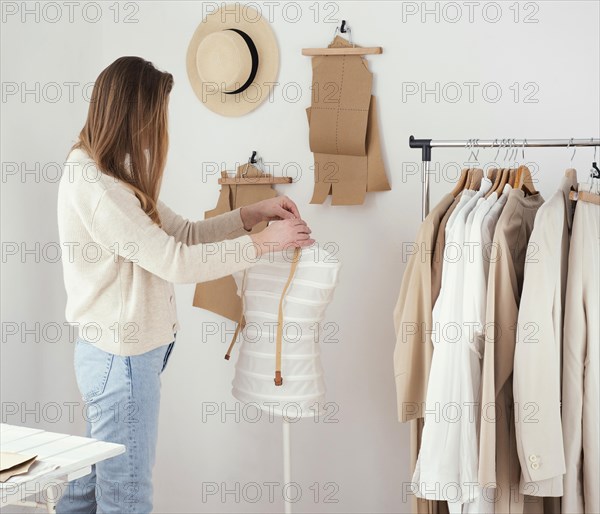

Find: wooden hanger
<box><xmin>568</xmin><ymin>166</ymin><xmax>600</xmax><ymax>204</ymax></box>
<box><xmin>569</xmin><ymin>188</ymin><xmax>600</xmax><ymax>205</ymax></box>
<box><xmin>497</xmin><ymin>168</ymin><xmax>509</xmax><ymax>195</ymax></box>
<box><xmin>302</xmin><ymin>21</ymin><xmax>383</xmax><ymax>56</ymax></box>
<box><xmin>515</xmin><ymin>165</ymin><xmax>537</xmax><ymax>195</ymax></box>
<box><xmin>218</xmin><ymin>151</ymin><xmax>293</xmax><ymax>185</ymax></box>
<box><xmin>514</xmin><ymin>166</ymin><xmax>522</xmax><ymax>188</ymax></box>
<box><xmin>451</xmin><ymin>168</ymin><xmax>470</xmax><ymax>197</ymax></box>
<box><xmin>463</xmin><ymin>168</ymin><xmax>471</xmax><ymax>189</ymax></box>
<box><xmin>484</xmin><ymin>167</ymin><xmax>500</xmax><ymax>198</ymax></box>
<box><xmin>302</xmin><ymin>46</ymin><xmax>383</xmax><ymax>56</ymax></box>
<box><xmin>469</xmin><ymin>168</ymin><xmax>484</xmax><ymax>190</ymax></box>
<box><xmin>218</xmin><ymin>173</ymin><xmax>292</xmax><ymax>185</ymax></box>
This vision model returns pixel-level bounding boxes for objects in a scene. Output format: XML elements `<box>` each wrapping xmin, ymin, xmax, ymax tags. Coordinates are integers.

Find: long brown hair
<box><xmin>72</xmin><ymin>56</ymin><xmax>173</xmax><ymax>225</ymax></box>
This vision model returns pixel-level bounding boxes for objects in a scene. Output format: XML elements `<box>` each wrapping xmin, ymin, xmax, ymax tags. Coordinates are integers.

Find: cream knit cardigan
<box><xmin>57</xmin><ymin>148</ymin><xmax>258</xmax><ymax>356</ymax></box>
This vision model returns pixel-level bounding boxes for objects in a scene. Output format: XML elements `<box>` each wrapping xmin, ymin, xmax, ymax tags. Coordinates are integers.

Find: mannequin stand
<box><xmin>282</xmin><ymin>419</ymin><xmax>292</xmax><ymax>514</ymax></box>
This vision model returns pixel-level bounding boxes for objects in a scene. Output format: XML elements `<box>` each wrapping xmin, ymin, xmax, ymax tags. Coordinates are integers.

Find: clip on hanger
<box><xmin>586</xmin><ymin>137</ymin><xmax>600</xmax><ymax>178</ymax></box>
<box><xmin>218</xmin><ymin>151</ymin><xmax>293</xmax><ymax>185</ymax></box>
<box><xmin>569</xmin><ymin>140</ymin><xmax>600</xmax><ymax>204</ymax></box>
<box><xmin>591</xmin><ymin>142</ymin><xmax>600</xmax><ymax>179</ymax></box>
<box><xmin>301</xmin><ymin>19</ymin><xmax>383</xmax><ymax>56</ymax></box>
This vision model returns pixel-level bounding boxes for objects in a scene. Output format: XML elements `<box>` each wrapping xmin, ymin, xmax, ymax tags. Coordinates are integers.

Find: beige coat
<box><xmin>479</xmin><ymin>189</ymin><xmax>545</xmax><ymax>513</ymax></box>
<box><xmin>393</xmin><ymin>193</ymin><xmax>454</xmax><ymax>514</ymax></box>
<box><xmin>393</xmin><ymin>193</ymin><xmax>454</xmax><ymax>422</ymax></box>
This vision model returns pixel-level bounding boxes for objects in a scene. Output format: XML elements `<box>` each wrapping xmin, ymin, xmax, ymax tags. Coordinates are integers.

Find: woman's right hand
<box><xmin>250</xmin><ymin>218</ymin><xmax>315</xmax><ymax>256</ymax></box>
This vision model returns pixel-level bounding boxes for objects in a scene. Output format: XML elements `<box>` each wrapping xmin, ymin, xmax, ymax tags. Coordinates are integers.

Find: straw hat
<box><xmin>186</xmin><ymin>3</ymin><xmax>279</xmax><ymax>116</ymax></box>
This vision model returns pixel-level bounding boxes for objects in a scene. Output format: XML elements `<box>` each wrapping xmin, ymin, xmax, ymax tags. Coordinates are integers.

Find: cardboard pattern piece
<box><xmin>307</xmin><ymin>36</ymin><xmax>390</xmax><ymax>205</ymax></box>
<box><xmin>0</xmin><ymin>452</ymin><xmax>37</xmax><ymax>482</ymax></box>
<box><xmin>192</xmin><ymin>164</ymin><xmax>278</xmax><ymax>323</ymax></box>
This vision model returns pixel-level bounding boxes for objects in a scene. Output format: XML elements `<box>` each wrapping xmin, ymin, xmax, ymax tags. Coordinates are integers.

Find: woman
<box><xmin>56</xmin><ymin>56</ymin><xmax>313</xmax><ymax>514</ymax></box>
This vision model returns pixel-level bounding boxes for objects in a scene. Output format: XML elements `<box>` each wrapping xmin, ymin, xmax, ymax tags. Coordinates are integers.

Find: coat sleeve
<box><xmin>561</xmin><ymin>205</ymin><xmax>588</xmax><ymax>514</ymax></box>
<box><xmin>513</xmin><ymin>202</ymin><xmax>565</xmax><ymax>496</ymax></box>
<box><xmin>393</xmin><ymin>194</ymin><xmax>454</xmax><ymax>423</ymax></box>
<box><xmin>157</xmin><ymin>199</ymin><xmax>249</xmax><ymax>245</ymax></box>
<box><xmin>393</xmin><ymin>240</ymin><xmax>432</xmax><ymax>423</ymax></box>
<box><xmin>478</xmin><ymin>244</ymin><xmax>499</xmax><ymax>488</ymax></box>
<box><xmin>479</xmin><ymin>216</ymin><xmax>517</xmax><ymax>488</ymax></box>
<box><xmin>91</xmin><ymin>186</ymin><xmax>257</xmax><ymax>284</ymax></box>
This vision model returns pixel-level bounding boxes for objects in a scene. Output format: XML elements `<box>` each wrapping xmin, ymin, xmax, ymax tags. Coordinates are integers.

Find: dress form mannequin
<box><xmin>230</xmin><ymin>243</ymin><xmax>340</xmax><ymax>418</ymax></box>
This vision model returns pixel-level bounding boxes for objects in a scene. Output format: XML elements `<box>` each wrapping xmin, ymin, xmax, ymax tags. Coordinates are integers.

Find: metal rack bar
<box><xmin>409</xmin><ymin>135</ymin><xmax>600</xmax><ymax>220</ymax></box>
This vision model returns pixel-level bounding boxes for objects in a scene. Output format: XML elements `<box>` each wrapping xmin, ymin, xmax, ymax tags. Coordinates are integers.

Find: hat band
<box><xmin>224</xmin><ymin>29</ymin><xmax>259</xmax><ymax>95</ymax></box>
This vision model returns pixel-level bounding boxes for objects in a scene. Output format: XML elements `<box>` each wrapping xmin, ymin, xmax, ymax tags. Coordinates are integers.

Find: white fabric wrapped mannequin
<box><xmin>228</xmin><ymin>243</ymin><xmax>340</xmax><ymax>418</ymax></box>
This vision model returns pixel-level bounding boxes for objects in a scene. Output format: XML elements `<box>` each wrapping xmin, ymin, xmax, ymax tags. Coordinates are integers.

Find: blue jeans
<box><xmin>56</xmin><ymin>337</ymin><xmax>176</xmax><ymax>514</ymax></box>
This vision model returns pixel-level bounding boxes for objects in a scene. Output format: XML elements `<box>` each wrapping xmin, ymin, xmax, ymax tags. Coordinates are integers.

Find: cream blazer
<box><xmin>513</xmin><ymin>173</ymin><xmax>576</xmax><ymax>497</ymax></box>
<box><xmin>561</xmin><ymin>182</ymin><xmax>600</xmax><ymax>514</ymax></box>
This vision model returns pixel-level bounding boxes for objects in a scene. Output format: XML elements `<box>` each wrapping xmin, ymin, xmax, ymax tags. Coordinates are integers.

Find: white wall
<box><xmin>1</xmin><ymin>1</ymin><xmax>599</xmax><ymax>513</ymax></box>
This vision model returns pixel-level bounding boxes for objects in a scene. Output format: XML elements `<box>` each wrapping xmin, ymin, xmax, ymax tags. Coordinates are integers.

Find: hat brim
<box><xmin>186</xmin><ymin>4</ymin><xmax>280</xmax><ymax>117</ymax></box>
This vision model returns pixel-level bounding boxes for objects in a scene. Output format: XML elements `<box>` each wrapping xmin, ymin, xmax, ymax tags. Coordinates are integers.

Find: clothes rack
<box><xmin>408</xmin><ymin>136</ymin><xmax>600</xmax><ymax>220</ymax></box>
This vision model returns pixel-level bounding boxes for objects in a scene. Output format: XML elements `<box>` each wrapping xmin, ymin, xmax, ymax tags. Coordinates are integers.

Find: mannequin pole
<box><xmin>282</xmin><ymin>419</ymin><xmax>292</xmax><ymax>514</ymax></box>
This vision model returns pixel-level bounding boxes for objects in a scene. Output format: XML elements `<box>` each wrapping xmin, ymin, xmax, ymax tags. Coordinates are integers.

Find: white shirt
<box><xmin>457</xmin><ymin>184</ymin><xmax>511</xmax><ymax>513</ymax></box>
<box><xmin>464</xmin><ymin>184</ymin><xmax>512</xmax><ymax>357</ymax></box>
<box><xmin>413</xmin><ymin>178</ymin><xmax>492</xmax><ymax>506</ymax></box>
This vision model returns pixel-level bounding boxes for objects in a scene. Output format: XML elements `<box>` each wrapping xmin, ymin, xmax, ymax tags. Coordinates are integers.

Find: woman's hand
<box><xmin>240</xmin><ymin>196</ymin><xmax>301</xmax><ymax>231</ymax></box>
<box><xmin>250</xmin><ymin>219</ymin><xmax>314</xmax><ymax>256</ymax></box>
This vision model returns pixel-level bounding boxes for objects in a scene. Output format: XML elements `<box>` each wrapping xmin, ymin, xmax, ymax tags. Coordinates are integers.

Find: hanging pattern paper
<box><xmin>306</xmin><ymin>36</ymin><xmax>391</xmax><ymax>205</ymax></box>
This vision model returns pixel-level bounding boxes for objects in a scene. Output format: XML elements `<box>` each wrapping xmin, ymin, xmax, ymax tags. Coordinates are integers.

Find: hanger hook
<box><xmin>470</xmin><ymin>139</ymin><xmax>480</xmax><ymax>162</ymax></box>
<box><xmin>333</xmin><ymin>20</ymin><xmax>353</xmax><ymax>46</ymax></box>
<box><xmin>255</xmin><ymin>155</ymin><xmax>267</xmax><ymax>174</ymax></box>
<box><xmin>569</xmin><ymin>138</ymin><xmax>576</xmax><ymax>161</ymax></box>
<box><xmin>504</xmin><ymin>139</ymin><xmax>512</xmax><ymax>161</ymax></box>
<box><xmin>511</xmin><ymin>138</ymin><xmax>518</xmax><ymax>162</ymax></box>
<box><xmin>466</xmin><ymin>138</ymin><xmax>478</xmax><ymax>162</ymax></box>
<box><xmin>567</xmin><ymin>137</ymin><xmax>573</xmax><ymax>160</ymax></box>
<box><xmin>592</xmin><ymin>137</ymin><xmax>597</xmax><ymax>162</ymax></box>
<box><xmin>242</xmin><ymin>150</ymin><xmax>263</xmax><ymax>177</ymax></box>
<box><xmin>494</xmin><ymin>139</ymin><xmax>502</xmax><ymax>162</ymax></box>
<box><xmin>521</xmin><ymin>138</ymin><xmax>527</xmax><ymax>161</ymax></box>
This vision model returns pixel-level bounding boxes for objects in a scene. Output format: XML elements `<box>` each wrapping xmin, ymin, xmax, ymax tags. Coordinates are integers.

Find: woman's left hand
<box><xmin>240</xmin><ymin>196</ymin><xmax>301</xmax><ymax>231</ymax></box>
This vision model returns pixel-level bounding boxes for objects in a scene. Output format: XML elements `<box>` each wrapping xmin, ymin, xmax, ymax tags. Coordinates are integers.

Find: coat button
<box><xmin>531</xmin><ymin>462</ymin><xmax>540</xmax><ymax>470</ymax></box>
<box><xmin>529</xmin><ymin>455</ymin><xmax>538</xmax><ymax>462</ymax></box>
